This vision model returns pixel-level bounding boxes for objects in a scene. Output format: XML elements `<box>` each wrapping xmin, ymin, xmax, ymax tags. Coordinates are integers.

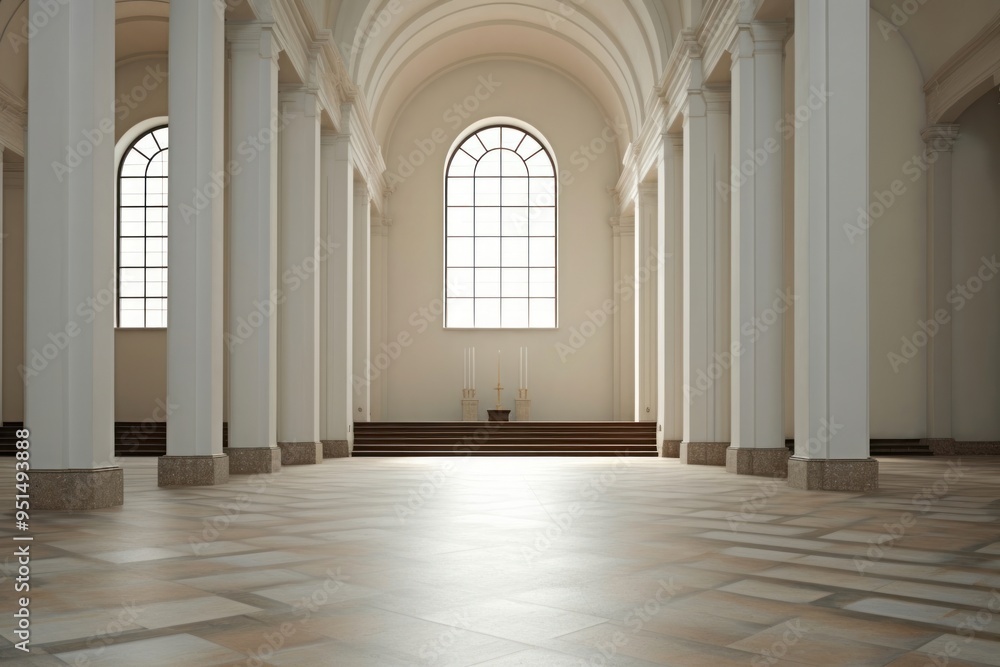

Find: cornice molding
<box><xmin>924</xmin><ymin>13</ymin><xmax>1000</xmax><ymax>124</ymax></box>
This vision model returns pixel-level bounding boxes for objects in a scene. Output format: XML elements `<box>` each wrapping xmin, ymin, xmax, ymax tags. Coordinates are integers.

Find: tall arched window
<box><xmin>118</xmin><ymin>125</ymin><xmax>168</xmax><ymax>328</ymax></box>
<box><xmin>445</xmin><ymin>124</ymin><xmax>557</xmax><ymax>328</ymax></box>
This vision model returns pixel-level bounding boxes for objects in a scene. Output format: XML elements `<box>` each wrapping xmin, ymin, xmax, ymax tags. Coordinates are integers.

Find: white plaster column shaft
<box><xmin>0</xmin><ymin>147</ymin><xmax>4</xmax><ymax>422</ymax></box>
<box><xmin>353</xmin><ymin>182</ymin><xmax>372</xmax><ymax>421</ymax></box>
<box><xmin>371</xmin><ymin>214</ymin><xmax>390</xmax><ymax>421</ymax></box>
<box><xmin>161</xmin><ymin>0</ymin><xmax>228</xmax><ymax>484</ymax></box>
<box><xmin>226</xmin><ymin>23</ymin><xmax>281</xmax><ymax>472</ymax></box>
<box><xmin>681</xmin><ymin>77</ymin><xmax>731</xmax><ymax>464</ymax></box>
<box><xmin>24</xmin><ymin>0</ymin><xmax>122</xmax><ymax>506</ymax></box>
<box><xmin>657</xmin><ymin>134</ymin><xmax>684</xmax><ymax>454</ymax></box>
<box><xmin>612</xmin><ymin>216</ymin><xmax>635</xmax><ymax>420</ymax></box>
<box><xmin>728</xmin><ymin>23</ymin><xmax>789</xmax><ymax>475</ymax></box>
<box><xmin>922</xmin><ymin>125</ymin><xmax>960</xmax><ymax>442</ymax></box>
<box><xmin>319</xmin><ymin>129</ymin><xmax>354</xmax><ymax>455</ymax></box>
<box><xmin>276</xmin><ymin>88</ymin><xmax>323</xmax><ymax>463</ymax></box>
<box><xmin>789</xmin><ymin>0</ymin><xmax>875</xmax><ymax>490</ymax></box>
<box><xmin>636</xmin><ymin>183</ymin><xmax>658</xmax><ymax>421</ymax></box>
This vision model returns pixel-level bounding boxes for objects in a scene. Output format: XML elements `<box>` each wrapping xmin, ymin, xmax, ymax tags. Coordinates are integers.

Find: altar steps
<box><xmin>352</xmin><ymin>421</ymin><xmax>659</xmax><ymax>456</ymax></box>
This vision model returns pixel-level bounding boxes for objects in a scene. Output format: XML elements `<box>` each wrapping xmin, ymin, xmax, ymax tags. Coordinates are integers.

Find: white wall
<box><xmin>867</xmin><ymin>11</ymin><xmax>928</xmax><ymax>438</ymax></box>
<box><xmin>951</xmin><ymin>91</ymin><xmax>1000</xmax><ymax>441</ymax></box>
<box><xmin>379</xmin><ymin>59</ymin><xmax>621</xmax><ymax>421</ymax></box>
<box><xmin>2</xmin><ymin>167</ymin><xmax>23</xmax><ymax>423</ymax></box>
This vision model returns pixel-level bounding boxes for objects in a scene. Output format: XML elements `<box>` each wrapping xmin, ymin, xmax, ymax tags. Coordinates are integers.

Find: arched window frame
<box><xmin>444</xmin><ymin>123</ymin><xmax>558</xmax><ymax>329</ymax></box>
<box><xmin>117</xmin><ymin>124</ymin><xmax>169</xmax><ymax>328</ymax></box>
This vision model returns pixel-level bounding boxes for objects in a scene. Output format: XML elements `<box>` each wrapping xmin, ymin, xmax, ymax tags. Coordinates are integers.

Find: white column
<box><xmin>225</xmin><ymin>22</ymin><xmax>281</xmax><ymax>474</ymax></box>
<box><xmin>353</xmin><ymin>182</ymin><xmax>371</xmax><ymax>421</ymax></box>
<box><xmin>371</xmin><ymin>215</ymin><xmax>390</xmax><ymax>421</ymax></box>
<box><xmin>681</xmin><ymin>81</ymin><xmax>731</xmax><ymax>465</ymax></box>
<box><xmin>25</xmin><ymin>0</ymin><xmax>122</xmax><ymax>507</ymax></box>
<box><xmin>789</xmin><ymin>0</ymin><xmax>875</xmax><ymax>490</ymax></box>
<box><xmin>657</xmin><ymin>134</ymin><xmax>684</xmax><ymax>456</ymax></box>
<box><xmin>320</xmin><ymin>130</ymin><xmax>353</xmax><ymax>456</ymax></box>
<box><xmin>922</xmin><ymin>125</ymin><xmax>959</xmax><ymax>444</ymax></box>
<box><xmin>611</xmin><ymin>216</ymin><xmax>635</xmax><ymax>420</ymax></box>
<box><xmin>161</xmin><ymin>0</ymin><xmax>228</xmax><ymax>485</ymax></box>
<box><xmin>276</xmin><ymin>87</ymin><xmax>323</xmax><ymax>464</ymax></box>
<box><xmin>635</xmin><ymin>183</ymin><xmax>658</xmax><ymax>421</ymax></box>
<box><xmin>727</xmin><ymin>22</ymin><xmax>790</xmax><ymax>477</ymax></box>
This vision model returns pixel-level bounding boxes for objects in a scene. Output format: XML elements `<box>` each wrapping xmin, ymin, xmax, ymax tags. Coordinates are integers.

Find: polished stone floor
<box><xmin>1</xmin><ymin>455</ymin><xmax>1000</xmax><ymax>666</ymax></box>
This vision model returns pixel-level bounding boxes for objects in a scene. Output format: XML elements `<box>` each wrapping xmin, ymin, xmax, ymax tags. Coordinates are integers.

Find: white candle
<box><xmin>472</xmin><ymin>347</ymin><xmax>475</xmax><ymax>387</ymax></box>
<box><xmin>525</xmin><ymin>347</ymin><xmax>528</xmax><ymax>390</ymax></box>
<box><xmin>519</xmin><ymin>347</ymin><xmax>524</xmax><ymax>389</ymax></box>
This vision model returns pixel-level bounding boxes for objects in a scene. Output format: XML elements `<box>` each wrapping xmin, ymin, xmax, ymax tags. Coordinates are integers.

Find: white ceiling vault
<box><xmin>327</xmin><ymin>0</ymin><xmax>682</xmax><ymax>142</ymax></box>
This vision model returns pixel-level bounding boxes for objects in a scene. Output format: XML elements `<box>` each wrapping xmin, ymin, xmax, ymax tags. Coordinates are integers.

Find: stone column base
<box><xmin>680</xmin><ymin>442</ymin><xmax>729</xmax><ymax>466</ymax></box>
<box><xmin>228</xmin><ymin>447</ymin><xmax>281</xmax><ymax>474</ymax></box>
<box><xmin>787</xmin><ymin>456</ymin><xmax>878</xmax><ymax>491</ymax></box>
<box><xmin>158</xmin><ymin>455</ymin><xmax>229</xmax><ymax>487</ymax></box>
<box><xmin>925</xmin><ymin>439</ymin><xmax>1000</xmax><ymax>455</ymax></box>
<box><xmin>660</xmin><ymin>440</ymin><xmax>681</xmax><ymax>458</ymax></box>
<box><xmin>726</xmin><ymin>447</ymin><xmax>790</xmax><ymax>478</ymax></box>
<box><xmin>322</xmin><ymin>440</ymin><xmax>351</xmax><ymax>458</ymax></box>
<box><xmin>278</xmin><ymin>441</ymin><xmax>323</xmax><ymax>465</ymax></box>
<box><xmin>32</xmin><ymin>467</ymin><xmax>124</xmax><ymax>510</ymax></box>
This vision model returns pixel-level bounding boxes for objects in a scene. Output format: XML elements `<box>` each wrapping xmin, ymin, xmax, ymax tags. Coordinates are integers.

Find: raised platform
<box><xmin>352</xmin><ymin>421</ymin><xmax>658</xmax><ymax>456</ymax></box>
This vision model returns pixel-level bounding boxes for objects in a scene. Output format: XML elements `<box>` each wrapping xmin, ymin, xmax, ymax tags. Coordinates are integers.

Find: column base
<box><xmin>924</xmin><ymin>439</ymin><xmax>1000</xmax><ymax>455</ymax></box>
<box><xmin>661</xmin><ymin>440</ymin><xmax>681</xmax><ymax>458</ymax></box>
<box><xmin>31</xmin><ymin>467</ymin><xmax>124</xmax><ymax>510</ymax></box>
<box><xmin>726</xmin><ymin>447</ymin><xmax>790</xmax><ymax>478</ymax></box>
<box><xmin>322</xmin><ymin>440</ymin><xmax>351</xmax><ymax>458</ymax></box>
<box><xmin>787</xmin><ymin>456</ymin><xmax>878</xmax><ymax>491</ymax></box>
<box><xmin>227</xmin><ymin>447</ymin><xmax>281</xmax><ymax>474</ymax></box>
<box><xmin>158</xmin><ymin>455</ymin><xmax>229</xmax><ymax>487</ymax></box>
<box><xmin>680</xmin><ymin>442</ymin><xmax>729</xmax><ymax>466</ymax></box>
<box><xmin>278</xmin><ymin>441</ymin><xmax>323</xmax><ymax>465</ymax></box>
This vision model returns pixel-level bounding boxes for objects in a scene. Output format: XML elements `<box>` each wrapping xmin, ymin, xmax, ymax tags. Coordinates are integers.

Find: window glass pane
<box><xmin>133</xmin><ymin>133</ymin><xmax>159</xmax><ymax>158</ymax></box>
<box><xmin>501</xmin><ymin>208</ymin><xmax>529</xmax><ymax>236</ymax></box>
<box><xmin>502</xmin><ymin>179</ymin><xmax>529</xmax><ymax>207</ymax></box>
<box><xmin>461</xmin><ymin>136</ymin><xmax>487</xmax><ymax>160</ymax></box>
<box><xmin>517</xmin><ymin>135</ymin><xmax>542</xmax><ymax>160</ymax></box>
<box><xmin>502</xmin><ymin>268</ymin><xmax>528</xmax><ymax>297</ymax></box>
<box><xmin>501</xmin><ymin>127</ymin><xmax>525</xmax><ymax>150</ymax></box>
<box><xmin>475</xmin><ymin>298</ymin><xmax>501</xmax><ymax>328</ymax></box>
<box><xmin>476</xmin><ymin>150</ymin><xmax>501</xmax><ymax>177</ymax></box>
<box><xmin>530</xmin><ymin>268</ymin><xmax>556</xmax><ymax>297</ymax></box>
<box><xmin>526</xmin><ymin>151</ymin><xmax>554</xmax><ymax>177</ymax></box>
<box><xmin>447</xmin><ymin>207</ymin><xmax>474</xmax><ymax>236</ymax></box>
<box><xmin>502</xmin><ymin>299</ymin><xmax>529</xmax><ymax>328</ymax></box>
<box><xmin>475</xmin><ymin>207</ymin><xmax>500</xmax><ymax>237</ymax></box>
<box><xmin>448</xmin><ymin>150</ymin><xmax>476</xmax><ymax>177</ymax></box>
<box><xmin>530</xmin><ymin>299</ymin><xmax>556</xmax><ymax>327</ymax></box>
<box><xmin>447</xmin><ymin>178</ymin><xmax>474</xmax><ymax>206</ymax></box>
<box><xmin>475</xmin><ymin>177</ymin><xmax>501</xmax><ymax>207</ymax></box>
<box><xmin>530</xmin><ymin>237</ymin><xmax>556</xmax><ymax>267</ymax></box>
<box><xmin>121</xmin><ymin>178</ymin><xmax>144</xmax><ymax>197</ymax></box>
<box><xmin>120</xmin><ymin>220</ymin><xmax>143</xmax><ymax>237</ymax></box>
<box><xmin>147</xmin><ymin>151</ymin><xmax>168</xmax><ymax>177</ymax></box>
<box><xmin>447</xmin><ymin>299</ymin><xmax>474</xmax><ymax>327</ymax></box>
<box><xmin>152</xmin><ymin>127</ymin><xmax>169</xmax><ymax>150</ymax></box>
<box><xmin>446</xmin><ymin>268</ymin><xmax>474</xmax><ymax>297</ymax></box>
<box><xmin>477</xmin><ymin>127</ymin><xmax>501</xmax><ymax>150</ymax></box>
<box><xmin>502</xmin><ymin>238</ymin><xmax>529</xmax><ymax>267</ymax></box>
<box><xmin>475</xmin><ymin>237</ymin><xmax>500</xmax><ymax>267</ymax></box>
<box><xmin>447</xmin><ymin>238</ymin><xmax>474</xmax><ymax>267</ymax></box>
<box><xmin>501</xmin><ymin>150</ymin><xmax>527</xmax><ymax>177</ymax></box>
<box><xmin>475</xmin><ymin>268</ymin><xmax>500</xmax><ymax>297</ymax></box>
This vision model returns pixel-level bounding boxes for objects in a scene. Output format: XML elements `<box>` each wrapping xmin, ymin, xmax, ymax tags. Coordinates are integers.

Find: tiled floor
<box><xmin>1</xmin><ymin>455</ymin><xmax>999</xmax><ymax>666</ymax></box>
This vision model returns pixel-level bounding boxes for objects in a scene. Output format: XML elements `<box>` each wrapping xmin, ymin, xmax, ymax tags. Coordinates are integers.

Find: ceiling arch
<box><xmin>332</xmin><ymin>0</ymin><xmax>679</xmax><ymax>145</ymax></box>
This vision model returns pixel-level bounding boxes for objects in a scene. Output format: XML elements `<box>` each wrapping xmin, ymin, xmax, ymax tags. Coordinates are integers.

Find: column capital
<box><xmin>372</xmin><ymin>216</ymin><xmax>392</xmax><ymax>236</ymax></box>
<box><xmin>921</xmin><ymin>124</ymin><xmax>960</xmax><ymax>153</ymax></box>
<box><xmin>609</xmin><ymin>216</ymin><xmax>635</xmax><ymax>236</ymax></box>
<box><xmin>704</xmin><ymin>86</ymin><xmax>731</xmax><ymax>113</ymax></box>
<box><xmin>278</xmin><ymin>86</ymin><xmax>321</xmax><ymax>118</ymax></box>
<box><xmin>226</xmin><ymin>21</ymin><xmax>282</xmax><ymax>61</ymax></box>
<box><xmin>663</xmin><ymin>132</ymin><xmax>684</xmax><ymax>151</ymax></box>
<box><xmin>638</xmin><ymin>181</ymin><xmax>658</xmax><ymax>201</ymax></box>
<box><xmin>354</xmin><ymin>180</ymin><xmax>370</xmax><ymax>200</ymax></box>
<box><xmin>750</xmin><ymin>21</ymin><xmax>788</xmax><ymax>52</ymax></box>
